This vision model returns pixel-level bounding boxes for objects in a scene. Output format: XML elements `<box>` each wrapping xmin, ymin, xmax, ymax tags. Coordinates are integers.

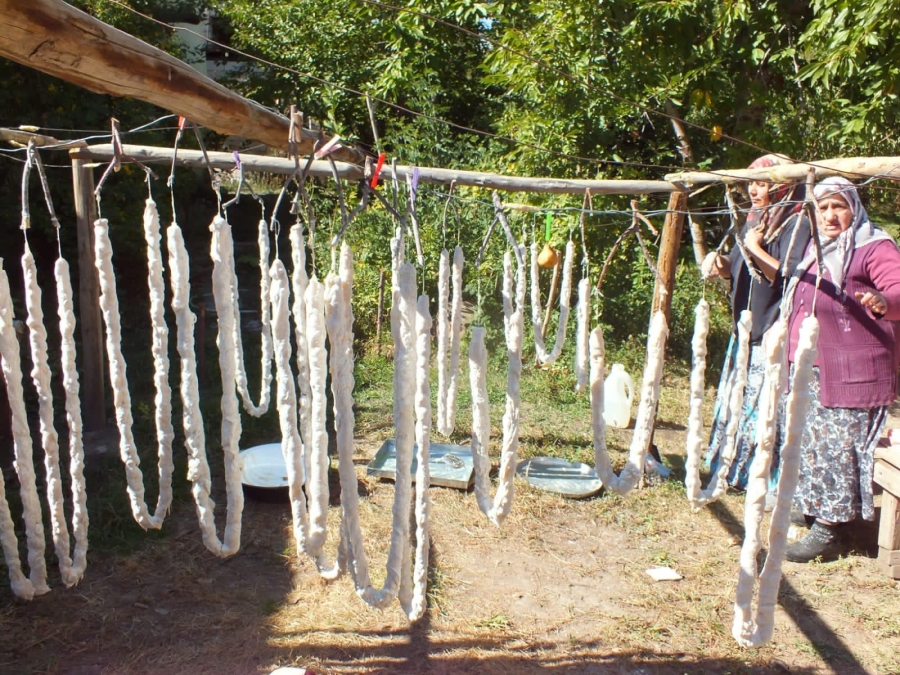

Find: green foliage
<box><xmin>797</xmin><ymin>0</ymin><xmax>900</xmax><ymax>151</ymax></box>
<box><xmin>4</xmin><ymin>0</ymin><xmax>900</xmax><ymax>371</ymax></box>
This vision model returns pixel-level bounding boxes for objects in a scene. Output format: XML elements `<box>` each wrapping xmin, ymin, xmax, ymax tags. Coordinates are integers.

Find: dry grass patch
<box><xmin>3</xmin><ymin>355</ymin><xmax>900</xmax><ymax>674</ymax></box>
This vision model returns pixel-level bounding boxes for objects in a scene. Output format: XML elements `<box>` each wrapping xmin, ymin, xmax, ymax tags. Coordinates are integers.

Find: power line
<box><xmin>99</xmin><ymin>0</ymin><xmax>900</xmax><ymax>194</ymax></box>
<box><xmin>101</xmin><ymin>0</ymin><xmax>693</xmax><ymax>175</ymax></box>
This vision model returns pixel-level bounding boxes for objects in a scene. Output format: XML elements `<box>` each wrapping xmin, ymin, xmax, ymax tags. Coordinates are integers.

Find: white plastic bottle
<box><xmin>603</xmin><ymin>363</ymin><xmax>634</xmax><ymax>428</ymax></box>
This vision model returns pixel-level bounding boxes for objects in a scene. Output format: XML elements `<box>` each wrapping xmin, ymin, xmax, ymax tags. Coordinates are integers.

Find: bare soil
<box><xmin>2</xmin><ymin>379</ymin><xmax>899</xmax><ymax>675</ymax></box>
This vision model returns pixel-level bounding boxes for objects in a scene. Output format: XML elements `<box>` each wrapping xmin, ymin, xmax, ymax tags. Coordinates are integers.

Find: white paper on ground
<box><xmin>645</xmin><ymin>566</ymin><xmax>683</xmax><ymax>582</ymax></box>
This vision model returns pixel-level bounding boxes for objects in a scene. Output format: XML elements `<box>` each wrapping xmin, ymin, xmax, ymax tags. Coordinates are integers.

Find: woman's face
<box><xmin>816</xmin><ymin>193</ymin><xmax>854</xmax><ymax>238</ymax></box>
<box><xmin>748</xmin><ymin>180</ymin><xmax>771</xmax><ymax>208</ymax></box>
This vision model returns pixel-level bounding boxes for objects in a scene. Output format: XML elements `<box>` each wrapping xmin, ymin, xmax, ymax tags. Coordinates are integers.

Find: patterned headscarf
<box><xmin>745</xmin><ymin>154</ymin><xmax>804</xmax><ymax>238</ymax></box>
<box><xmin>812</xmin><ymin>176</ymin><xmax>889</xmax><ymax>290</ymax></box>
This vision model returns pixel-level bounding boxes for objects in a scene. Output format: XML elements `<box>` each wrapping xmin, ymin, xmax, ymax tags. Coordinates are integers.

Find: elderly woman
<box><xmin>705</xmin><ymin>155</ymin><xmax>809</xmax><ymax>493</ymax></box>
<box><xmin>783</xmin><ymin>176</ymin><xmax>900</xmax><ymax>562</ymax></box>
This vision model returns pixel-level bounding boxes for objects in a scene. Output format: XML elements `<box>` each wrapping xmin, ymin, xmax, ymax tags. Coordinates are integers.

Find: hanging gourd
<box><xmin>537</xmin><ymin>213</ymin><xmax>559</xmax><ymax>268</ymax></box>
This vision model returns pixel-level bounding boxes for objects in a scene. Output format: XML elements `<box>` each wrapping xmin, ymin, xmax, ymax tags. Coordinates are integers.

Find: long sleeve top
<box><xmin>730</xmin><ymin>214</ymin><xmax>811</xmax><ymax>345</ymax></box>
<box><xmin>787</xmin><ymin>238</ymin><xmax>900</xmax><ymax>408</ymax></box>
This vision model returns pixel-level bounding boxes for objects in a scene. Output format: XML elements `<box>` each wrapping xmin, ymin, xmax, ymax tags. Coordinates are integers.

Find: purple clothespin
<box><xmin>410</xmin><ymin>166</ymin><xmax>420</xmax><ymax>207</ymax></box>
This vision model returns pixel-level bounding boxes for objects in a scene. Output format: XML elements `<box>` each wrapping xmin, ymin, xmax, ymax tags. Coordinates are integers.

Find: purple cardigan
<box><xmin>787</xmin><ymin>239</ymin><xmax>900</xmax><ymax>408</ymax></box>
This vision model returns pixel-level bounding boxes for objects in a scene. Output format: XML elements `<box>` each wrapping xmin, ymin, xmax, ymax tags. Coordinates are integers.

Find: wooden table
<box><xmin>874</xmin><ymin>444</ymin><xmax>900</xmax><ymax>578</ymax></box>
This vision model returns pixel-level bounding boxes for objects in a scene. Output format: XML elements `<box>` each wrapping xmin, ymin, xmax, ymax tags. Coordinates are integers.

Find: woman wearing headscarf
<box><xmin>781</xmin><ymin>176</ymin><xmax>900</xmax><ymax>562</ymax></box>
<box><xmin>704</xmin><ymin>155</ymin><xmax>810</xmax><ymax>494</ymax></box>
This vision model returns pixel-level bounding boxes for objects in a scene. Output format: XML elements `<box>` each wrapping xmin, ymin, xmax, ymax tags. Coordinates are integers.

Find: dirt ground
<box><xmin>2</xmin><ymin>384</ymin><xmax>900</xmax><ymax>675</ymax></box>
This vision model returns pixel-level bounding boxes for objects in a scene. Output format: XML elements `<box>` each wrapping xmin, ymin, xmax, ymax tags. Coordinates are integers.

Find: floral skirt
<box><xmin>778</xmin><ymin>366</ymin><xmax>887</xmax><ymax>523</ymax></box>
<box><xmin>706</xmin><ymin>337</ymin><xmax>772</xmax><ymax>491</ymax></box>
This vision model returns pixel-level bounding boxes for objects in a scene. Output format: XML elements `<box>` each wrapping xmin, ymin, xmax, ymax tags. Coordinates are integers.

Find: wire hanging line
<box><xmin>0</xmin><ymin>115</ymin><xmax>180</xmax><ymax>153</ymax></box>
<box><xmin>94</xmin><ymin>0</ymin><xmax>900</xmax><ymax>192</ymax></box>
<box><xmin>101</xmin><ymin>1</ymin><xmax>687</xmax><ymax>175</ymax></box>
<box><xmin>7</xmin><ymin>5</ymin><xmax>900</xmax><ymax>660</ymax></box>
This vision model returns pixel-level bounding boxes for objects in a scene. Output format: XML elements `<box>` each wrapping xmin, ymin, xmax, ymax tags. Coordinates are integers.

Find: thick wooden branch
<box><xmin>0</xmin><ymin>126</ymin><xmax>86</xmax><ymax>148</ymax></box>
<box><xmin>0</xmin><ymin>0</ymin><xmax>365</xmax><ymax>164</ymax></box>
<box><xmin>76</xmin><ymin>143</ymin><xmax>679</xmax><ymax>195</ymax></box>
<box><xmin>666</xmin><ymin>157</ymin><xmax>900</xmax><ymax>187</ymax></box>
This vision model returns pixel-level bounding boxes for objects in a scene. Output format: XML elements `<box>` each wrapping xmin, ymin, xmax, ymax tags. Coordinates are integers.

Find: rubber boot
<box><xmin>784</xmin><ymin>521</ymin><xmax>843</xmax><ymax>562</ymax></box>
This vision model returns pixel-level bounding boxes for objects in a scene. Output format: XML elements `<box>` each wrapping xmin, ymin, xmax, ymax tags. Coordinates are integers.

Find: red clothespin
<box><xmin>370</xmin><ymin>152</ymin><xmax>387</xmax><ymax>189</ymax></box>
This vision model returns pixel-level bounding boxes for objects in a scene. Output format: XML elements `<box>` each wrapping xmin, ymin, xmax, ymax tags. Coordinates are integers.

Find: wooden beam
<box><xmin>70</xmin><ymin>152</ymin><xmax>105</xmax><ymax>433</ymax></box>
<box><xmin>651</xmin><ymin>191</ymin><xmax>686</xmax><ymax>320</ymax></box>
<box><xmin>0</xmin><ymin>0</ymin><xmax>365</xmax><ymax>165</ymax></box>
<box><xmin>79</xmin><ymin>143</ymin><xmax>680</xmax><ymax>195</ymax></box>
<box><xmin>666</xmin><ymin>157</ymin><xmax>900</xmax><ymax>187</ymax></box>
<box><xmin>0</xmin><ymin>126</ymin><xmax>86</xmax><ymax>149</ymax></box>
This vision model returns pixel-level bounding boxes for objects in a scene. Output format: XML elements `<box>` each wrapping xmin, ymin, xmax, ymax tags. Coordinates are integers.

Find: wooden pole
<box><xmin>540</xmin><ymin>258</ymin><xmax>561</xmax><ymax>340</ymax></box>
<box><xmin>81</xmin><ymin>144</ymin><xmax>679</xmax><ymax>196</ymax></box>
<box><xmin>651</xmin><ymin>191</ymin><xmax>687</xmax><ymax>320</ymax></box>
<box><xmin>0</xmin><ymin>0</ymin><xmax>364</xmax><ymax>164</ymax></box>
<box><xmin>666</xmin><ymin>156</ymin><xmax>900</xmax><ymax>187</ymax></box>
<box><xmin>0</xmin><ymin>127</ymin><xmax>86</xmax><ymax>149</ymax></box>
<box><xmin>644</xmin><ymin>190</ymin><xmax>687</xmax><ymax>464</ymax></box>
<box><xmin>70</xmin><ymin>151</ymin><xmax>105</xmax><ymax>432</ymax></box>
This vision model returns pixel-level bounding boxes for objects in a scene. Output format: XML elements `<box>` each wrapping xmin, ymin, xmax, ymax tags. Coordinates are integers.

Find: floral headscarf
<box><xmin>811</xmin><ymin>176</ymin><xmax>890</xmax><ymax>290</ymax></box>
<box><xmin>745</xmin><ymin>154</ymin><xmax>804</xmax><ymax>239</ymax></box>
<box><xmin>783</xmin><ymin>177</ymin><xmax>894</xmax><ymax>319</ymax></box>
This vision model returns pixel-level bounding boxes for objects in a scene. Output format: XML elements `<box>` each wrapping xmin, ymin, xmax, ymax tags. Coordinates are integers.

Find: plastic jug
<box><xmin>603</xmin><ymin>363</ymin><xmax>634</xmax><ymax>429</ymax></box>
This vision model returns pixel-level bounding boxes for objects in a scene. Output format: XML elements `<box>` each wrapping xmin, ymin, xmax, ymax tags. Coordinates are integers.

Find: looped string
<box><xmin>580</xmin><ymin>188</ymin><xmax>592</xmax><ymax>276</ymax></box>
<box><xmin>803</xmin><ymin>168</ymin><xmax>827</xmax><ymax>316</ymax></box>
<box><xmin>191</xmin><ymin>122</ymin><xmax>222</xmax><ymax>216</ymax></box>
<box><xmin>492</xmin><ymin>192</ymin><xmax>526</xmax><ymax>268</ymax></box>
<box><xmin>406</xmin><ymin>168</ymin><xmax>425</xmax><ymax>268</ymax></box>
<box><xmin>21</xmin><ymin>139</ymin><xmax>34</xmax><ymax>235</ymax></box>
<box><xmin>440</xmin><ymin>180</ymin><xmax>456</xmax><ymax>251</ymax></box>
<box><xmin>94</xmin><ymin>119</ymin><xmax>158</xmax><ymax>216</ymax></box>
<box><xmin>724</xmin><ymin>186</ymin><xmax>764</xmax><ymax>283</ymax></box>
<box><xmin>29</xmin><ymin>143</ymin><xmax>64</xmax><ymax>256</ymax></box>
<box><xmin>222</xmin><ymin>151</ymin><xmax>245</xmax><ymax>211</ymax></box>
<box><xmin>168</xmin><ymin>117</ymin><xmax>187</xmax><ymax>226</ymax></box>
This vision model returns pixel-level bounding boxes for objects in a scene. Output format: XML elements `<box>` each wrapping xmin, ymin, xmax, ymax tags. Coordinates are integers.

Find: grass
<box><xmin>3</xmin><ymin>308</ymin><xmax>900</xmax><ymax>675</ymax></box>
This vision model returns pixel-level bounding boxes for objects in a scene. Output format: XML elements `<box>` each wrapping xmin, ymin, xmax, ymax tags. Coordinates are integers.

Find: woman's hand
<box><xmin>742</xmin><ymin>225</ymin><xmax>780</xmax><ymax>283</ymax></box>
<box><xmin>744</xmin><ymin>226</ymin><xmax>765</xmax><ymax>253</ymax></box>
<box><xmin>701</xmin><ymin>252</ymin><xmax>731</xmax><ymax>280</ymax></box>
<box><xmin>855</xmin><ymin>290</ymin><xmax>888</xmax><ymax>315</ymax></box>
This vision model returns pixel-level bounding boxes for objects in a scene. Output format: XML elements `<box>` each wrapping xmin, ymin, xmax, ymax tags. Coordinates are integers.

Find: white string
<box><xmin>691</xmin><ymin>310</ymin><xmax>752</xmax><ymax>508</ymax></box>
<box><xmin>93</xmin><ymin>203</ymin><xmax>175</xmax><ymax>530</ymax></box>
<box><xmin>167</xmin><ymin>223</ymin><xmax>240</xmax><ymax>555</ymax></box>
<box><xmin>734</xmin><ymin>317</ymin><xmax>819</xmax><ymax>647</ymax></box>
<box><xmin>205</xmin><ymin>217</ymin><xmax>247</xmax><ymax>554</ymax></box>
<box><xmin>332</xmin><ymin>243</ymin><xmax>418</xmax><ymax>608</ymax></box>
<box><xmin>574</xmin><ymin>276</ymin><xmax>591</xmax><ymax>392</ymax></box>
<box><xmin>289</xmin><ymin>224</ymin><xmax>313</xmax><ymax>482</ymax></box>
<box><xmin>684</xmin><ymin>299</ymin><xmax>710</xmax><ymax>507</ymax></box>
<box><xmin>436</xmin><ymin>246</ymin><xmax>465</xmax><ymax>436</ymax></box>
<box><xmin>0</xmin><ymin>260</ymin><xmax>46</xmax><ymax>599</ymax></box>
<box><xmin>53</xmin><ymin>256</ymin><xmax>90</xmax><ymax>585</ymax></box>
<box><xmin>269</xmin><ymin>261</ymin><xmax>342</xmax><ymax>577</ymax></box>
<box><xmin>530</xmin><ymin>239</ymin><xmax>575</xmax><ymax>364</ymax></box>
<box><xmin>306</xmin><ymin>273</ymin><xmax>342</xmax><ymax>574</ymax></box>
<box><xmin>469</xmin><ymin>246</ymin><xmax>525</xmax><ymax>526</ymax></box>
<box><xmin>23</xmin><ymin>243</ymin><xmax>89</xmax><ymax>588</ymax></box>
<box><xmin>589</xmin><ymin>310</ymin><xmax>668</xmax><ymax>495</ymax></box>
<box><xmin>405</xmin><ymin>293</ymin><xmax>433</xmax><ymax>620</ymax></box>
<box><xmin>230</xmin><ymin>217</ymin><xmax>274</xmax><ymax>417</ymax></box>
